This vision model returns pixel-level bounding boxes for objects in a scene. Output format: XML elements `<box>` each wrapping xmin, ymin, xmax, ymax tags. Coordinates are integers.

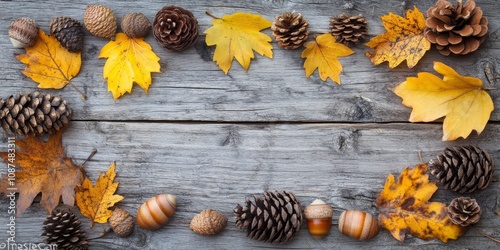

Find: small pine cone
<box><xmin>329</xmin><ymin>13</ymin><xmax>368</xmax><ymax>46</ymax></box>
<box><xmin>234</xmin><ymin>191</ymin><xmax>303</xmax><ymax>244</ymax></box>
<box><xmin>448</xmin><ymin>197</ymin><xmax>481</xmax><ymax>227</ymax></box>
<box><xmin>271</xmin><ymin>12</ymin><xmax>310</xmax><ymax>50</ymax></box>
<box><xmin>424</xmin><ymin>0</ymin><xmax>488</xmax><ymax>56</ymax></box>
<box><xmin>429</xmin><ymin>145</ymin><xmax>494</xmax><ymax>194</ymax></box>
<box><xmin>84</xmin><ymin>4</ymin><xmax>117</xmax><ymax>39</ymax></box>
<box><xmin>0</xmin><ymin>92</ymin><xmax>72</xmax><ymax>136</ymax></box>
<box><xmin>42</xmin><ymin>209</ymin><xmax>89</xmax><ymax>250</ymax></box>
<box><xmin>153</xmin><ymin>6</ymin><xmax>199</xmax><ymax>51</ymax></box>
<box><xmin>49</xmin><ymin>17</ymin><xmax>84</xmax><ymax>53</ymax></box>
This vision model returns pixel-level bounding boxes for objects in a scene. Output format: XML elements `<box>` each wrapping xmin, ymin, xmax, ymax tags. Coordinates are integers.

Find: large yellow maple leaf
<box><xmin>75</xmin><ymin>162</ymin><xmax>124</xmax><ymax>226</ymax></box>
<box><xmin>0</xmin><ymin>130</ymin><xmax>84</xmax><ymax>215</ymax></box>
<box><xmin>16</xmin><ymin>29</ymin><xmax>81</xmax><ymax>89</ymax></box>
<box><xmin>301</xmin><ymin>33</ymin><xmax>354</xmax><ymax>84</ymax></box>
<box><xmin>377</xmin><ymin>164</ymin><xmax>465</xmax><ymax>242</ymax></box>
<box><xmin>393</xmin><ymin>61</ymin><xmax>493</xmax><ymax>141</ymax></box>
<box><xmin>365</xmin><ymin>6</ymin><xmax>430</xmax><ymax>68</ymax></box>
<box><xmin>204</xmin><ymin>12</ymin><xmax>273</xmax><ymax>74</ymax></box>
<box><xmin>99</xmin><ymin>33</ymin><xmax>161</xmax><ymax>100</ymax></box>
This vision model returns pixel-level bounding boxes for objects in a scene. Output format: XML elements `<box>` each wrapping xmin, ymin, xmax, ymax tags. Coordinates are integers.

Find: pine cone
<box><xmin>429</xmin><ymin>145</ymin><xmax>494</xmax><ymax>194</ymax></box>
<box><xmin>42</xmin><ymin>209</ymin><xmax>89</xmax><ymax>250</ymax></box>
<box><xmin>271</xmin><ymin>12</ymin><xmax>310</xmax><ymax>50</ymax></box>
<box><xmin>49</xmin><ymin>17</ymin><xmax>85</xmax><ymax>53</ymax></box>
<box><xmin>234</xmin><ymin>191</ymin><xmax>303</xmax><ymax>244</ymax></box>
<box><xmin>153</xmin><ymin>6</ymin><xmax>199</xmax><ymax>51</ymax></box>
<box><xmin>0</xmin><ymin>92</ymin><xmax>72</xmax><ymax>136</ymax></box>
<box><xmin>448</xmin><ymin>197</ymin><xmax>481</xmax><ymax>226</ymax></box>
<box><xmin>329</xmin><ymin>13</ymin><xmax>368</xmax><ymax>46</ymax></box>
<box><xmin>424</xmin><ymin>0</ymin><xmax>488</xmax><ymax>56</ymax></box>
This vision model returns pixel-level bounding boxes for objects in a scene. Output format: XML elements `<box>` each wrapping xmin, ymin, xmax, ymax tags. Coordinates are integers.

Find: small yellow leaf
<box><xmin>393</xmin><ymin>61</ymin><xmax>494</xmax><ymax>141</ymax></box>
<box><xmin>204</xmin><ymin>12</ymin><xmax>273</xmax><ymax>74</ymax></box>
<box><xmin>365</xmin><ymin>6</ymin><xmax>430</xmax><ymax>68</ymax></box>
<box><xmin>377</xmin><ymin>164</ymin><xmax>465</xmax><ymax>242</ymax></box>
<box><xmin>75</xmin><ymin>162</ymin><xmax>124</xmax><ymax>226</ymax></box>
<box><xmin>99</xmin><ymin>33</ymin><xmax>161</xmax><ymax>100</ymax></box>
<box><xmin>16</xmin><ymin>29</ymin><xmax>81</xmax><ymax>89</ymax></box>
<box><xmin>301</xmin><ymin>34</ymin><xmax>354</xmax><ymax>84</ymax></box>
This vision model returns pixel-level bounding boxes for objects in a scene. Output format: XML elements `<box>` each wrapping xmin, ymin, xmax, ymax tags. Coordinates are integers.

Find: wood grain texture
<box><xmin>0</xmin><ymin>0</ymin><xmax>499</xmax><ymax>249</ymax></box>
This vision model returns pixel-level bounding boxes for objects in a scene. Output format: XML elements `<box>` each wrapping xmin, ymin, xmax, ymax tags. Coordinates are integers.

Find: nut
<box><xmin>8</xmin><ymin>17</ymin><xmax>39</xmax><ymax>48</ymax></box>
<box><xmin>121</xmin><ymin>13</ymin><xmax>151</xmax><ymax>38</ymax></box>
<box><xmin>84</xmin><ymin>4</ymin><xmax>117</xmax><ymax>38</ymax></box>
<box><xmin>109</xmin><ymin>207</ymin><xmax>134</xmax><ymax>237</ymax></box>
<box><xmin>190</xmin><ymin>209</ymin><xmax>227</xmax><ymax>235</ymax></box>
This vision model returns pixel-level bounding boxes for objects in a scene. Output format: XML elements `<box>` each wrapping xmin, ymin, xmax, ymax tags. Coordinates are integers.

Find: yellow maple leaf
<box><xmin>16</xmin><ymin>29</ymin><xmax>81</xmax><ymax>89</ymax></box>
<box><xmin>99</xmin><ymin>33</ymin><xmax>161</xmax><ymax>100</ymax></box>
<box><xmin>365</xmin><ymin>6</ymin><xmax>430</xmax><ymax>68</ymax></box>
<box><xmin>377</xmin><ymin>164</ymin><xmax>465</xmax><ymax>242</ymax></box>
<box><xmin>75</xmin><ymin>162</ymin><xmax>124</xmax><ymax>226</ymax></box>
<box><xmin>204</xmin><ymin>12</ymin><xmax>273</xmax><ymax>74</ymax></box>
<box><xmin>393</xmin><ymin>61</ymin><xmax>494</xmax><ymax>141</ymax></box>
<box><xmin>301</xmin><ymin>34</ymin><xmax>354</xmax><ymax>84</ymax></box>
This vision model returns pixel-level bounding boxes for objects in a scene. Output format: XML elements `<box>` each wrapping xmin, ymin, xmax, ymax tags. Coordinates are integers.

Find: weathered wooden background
<box><xmin>1</xmin><ymin>0</ymin><xmax>499</xmax><ymax>249</ymax></box>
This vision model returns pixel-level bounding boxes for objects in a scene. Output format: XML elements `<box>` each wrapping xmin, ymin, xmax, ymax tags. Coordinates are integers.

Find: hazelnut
<box><xmin>121</xmin><ymin>13</ymin><xmax>151</xmax><ymax>38</ymax></box>
<box><xmin>109</xmin><ymin>207</ymin><xmax>134</xmax><ymax>237</ymax></box>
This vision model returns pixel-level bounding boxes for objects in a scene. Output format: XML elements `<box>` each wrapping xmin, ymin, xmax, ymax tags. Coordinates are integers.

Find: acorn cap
<box><xmin>84</xmin><ymin>4</ymin><xmax>117</xmax><ymax>39</ymax></box>
<box><xmin>121</xmin><ymin>13</ymin><xmax>151</xmax><ymax>38</ymax></box>
<box><xmin>109</xmin><ymin>207</ymin><xmax>134</xmax><ymax>237</ymax></box>
<box><xmin>8</xmin><ymin>17</ymin><xmax>39</xmax><ymax>48</ymax></box>
<box><xmin>190</xmin><ymin>209</ymin><xmax>227</xmax><ymax>235</ymax></box>
<box><xmin>304</xmin><ymin>199</ymin><xmax>333</xmax><ymax>219</ymax></box>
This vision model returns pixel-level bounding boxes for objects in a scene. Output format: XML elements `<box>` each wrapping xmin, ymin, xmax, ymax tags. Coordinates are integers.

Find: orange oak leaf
<box><xmin>0</xmin><ymin>130</ymin><xmax>84</xmax><ymax>215</ymax></box>
<box><xmin>377</xmin><ymin>164</ymin><xmax>465</xmax><ymax>242</ymax></box>
<box><xmin>365</xmin><ymin>6</ymin><xmax>430</xmax><ymax>68</ymax></box>
<box><xmin>393</xmin><ymin>61</ymin><xmax>494</xmax><ymax>141</ymax></box>
<box><xmin>99</xmin><ymin>33</ymin><xmax>161</xmax><ymax>100</ymax></box>
<box><xmin>16</xmin><ymin>29</ymin><xmax>82</xmax><ymax>89</ymax></box>
<box><xmin>75</xmin><ymin>162</ymin><xmax>124</xmax><ymax>226</ymax></box>
<box><xmin>301</xmin><ymin>33</ymin><xmax>354</xmax><ymax>84</ymax></box>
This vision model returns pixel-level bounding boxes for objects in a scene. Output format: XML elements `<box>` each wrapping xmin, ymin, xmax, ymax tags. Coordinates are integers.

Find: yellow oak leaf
<box><xmin>301</xmin><ymin>33</ymin><xmax>354</xmax><ymax>84</ymax></box>
<box><xmin>393</xmin><ymin>61</ymin><xmax>493</xmax><ymax>141</ymax></box>
<box><xmin>16</xmin><ymin>29</ymin><xmax>81</xmax><ymax>89</ymax></box>
<box><xmin>0</xmin><ymin>129</ymin><xmax>83</xmax><ymax>215</ymax></box>
<box><xmin>204</xmin><ymin>12</ymin><xmax>273</xmax><ymax>74</ymax></box>
<box><xmin>75</xmin><ymin>162</ymin><xmax>124</xmax><ymax>226</ymax></box>
<box><xmin>365</xmin><ymin>6</ymin><xmax>430</xmax><ymax>68</ymax></box>
<box><xmin>99</xmin><ymin>33</ymin><xmax>161</xmax><ymax>100</ymax></box>
<box><xmin>377</xmin><ymin>164</ymin><xmax>465</xmax><ymax>242</ymax></box>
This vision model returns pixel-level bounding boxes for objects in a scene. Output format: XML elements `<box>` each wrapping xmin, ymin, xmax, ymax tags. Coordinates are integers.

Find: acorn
<box><xmin>84</xmin><ymin>4</ymin><xmax>117</xmax><ymax>39</ymax></box>
<box><xmin>338</xmin><ymin>210</ymin><xmax>379</xmax><ymax>240</ymax></box>
<box><xmin>8</xmin><ymin>17</ymin><xmax>39</xmax><ymax>48</ymax></box>
<box><xmin>109</xmin><ymin>207</ymin><xmax>134</xmax><ymax>237</ymax></box>
<box><xmin>121</xmin><ymin>13</ymin><xmax>151</xmax><ymax>38</ymax></box>
<box><xmin>49</xmin><ymin>17</ymin><xmax>84</xmax><ymax>53</ymax></box>
<box><xmin>303</xmin><ymin>199</ymin><xmax>333</xmax><ymax>239</ymax></box>
<box><xmin>190</xmin><ymin>209</ymin><xmax>227</xmax><ymax>236</ymax></box>
<box><xmin>136</xmin><ymin>194</ymin><xmax>176</xmax><ymax>230</ymax></box>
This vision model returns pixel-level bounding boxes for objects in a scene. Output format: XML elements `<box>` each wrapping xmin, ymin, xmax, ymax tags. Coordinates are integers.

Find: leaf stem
<box><xmin>69</xmin><ymin>81</ymin><xmax>88</xmax><ymax>100</ymax></box>
<box><xmin>471</xmin><ymin>226</ymin><xmax>500</xmax><ymax>244</ymax></box>
<box><xmin>205</xmin><ymin>11</ymin><xmax>220</xmax><ymax>19</ymax></box>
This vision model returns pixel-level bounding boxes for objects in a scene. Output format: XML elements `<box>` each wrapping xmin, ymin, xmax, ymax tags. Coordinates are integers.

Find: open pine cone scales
<box><xmin>42</xmin><ymin>209</ymin><xmax>89</xmax><ymax>250</ymax></box>
<box><xmin>329</xmin><ymin>13</ymin><xmax>368</xmax><ymax>46</ymax></box>
<box><xmin>153</xmin><ymin>6</ymin><xmax>199</xmax><ymax>51</ymax></box>
<box><xmin>424</xmin><ymin>0</ymin><xmax>488</xmax><ymax>55</ymax></box>
<box><xmin>271</xmin><ymin>12</ymin><xmax>310</xmax><ymax>49</ymax></box>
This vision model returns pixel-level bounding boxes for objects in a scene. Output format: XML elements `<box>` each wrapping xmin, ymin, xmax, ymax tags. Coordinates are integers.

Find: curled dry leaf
<box><xmin>0</xmin><ymin>129</ymin><xmax>83</xmax><ymax>215</ymax></box>
<box><xmin>376</xmin><ymin>164</ymin><xmax>465</xmax><ymax>242</ymax></box>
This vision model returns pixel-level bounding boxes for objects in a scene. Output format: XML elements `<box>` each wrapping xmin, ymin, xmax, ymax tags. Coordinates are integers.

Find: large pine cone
<box><xmin>448</xmin><ymin>197</ymin><xmax>481</xmax><ymax>227</ymax></box>
<box><xmin>329</xmin><ymin>13</ymin><xmax>368</xmax><ymax>46</ymax></box>
<box><xmin>49</xmin><ymin>17</ymin><xmax>84</xmax><ymax>53</ymax></box>
<box><xmin>234</xmin><ymin>191</ymin><xmax>303</xmax><ymax>244</ymax></box>
<box><xmin>0</xmin><ymin>92</ymin><xmax>72</xmax><ymax>136</ymax></box>
<box><xmin>42</xmin><ymin>209</ymin><xmax>89</xmax><ymax>250</ymax></box>
<box><xmin>424</xmin><ymin>0</ymin><xmax>488</xmax><ymax>56</ymax></box>
<box><xmin>429</xmin><ymin>145</ymin><xmax>494</xmax><ymax>193</ymax></box>
<box><xmin>271</xmin><ymin>12</ymin><xmax>310</xmax><ymax>50</ymax></box>
<box><xmin>153</xmin><ymin>6</ymin><xmax>199</xmax><ymax>51</ymax></box>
